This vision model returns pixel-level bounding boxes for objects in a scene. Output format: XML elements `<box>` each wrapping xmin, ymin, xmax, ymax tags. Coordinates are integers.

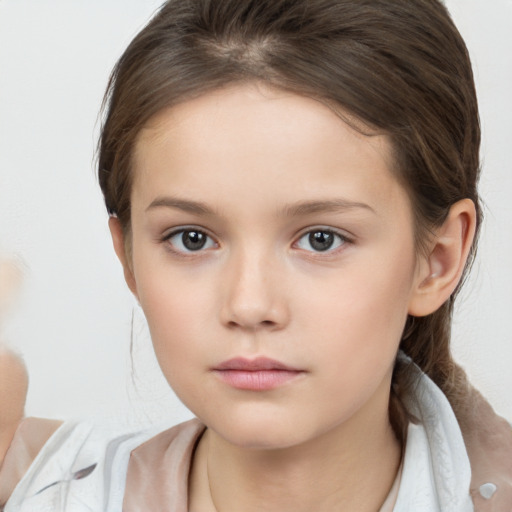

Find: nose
<box><xmin>219</xmin><ymin>247</ymin><xmax>290</xmax><ymax>331</ymax></box>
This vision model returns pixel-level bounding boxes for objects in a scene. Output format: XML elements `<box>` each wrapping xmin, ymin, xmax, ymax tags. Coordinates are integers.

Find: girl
<box><xmin>1</xmin><ymin>0</ymin><xmax>511</xmax><ymax>510</ymax></box>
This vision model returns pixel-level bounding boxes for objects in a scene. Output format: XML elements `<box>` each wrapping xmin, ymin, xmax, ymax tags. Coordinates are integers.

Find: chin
<box><xmin>202</xmin><ymin>407</ymin><xmax>317</xmax><ymax>451</ymax></box>
<box><xmin>217</xmin><ymin>426</ymin><xmax>303</xmax><ymax>450</ymax></box>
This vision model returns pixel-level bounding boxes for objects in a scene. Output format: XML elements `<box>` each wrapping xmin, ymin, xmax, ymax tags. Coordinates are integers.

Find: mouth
<box><xmin>212</xmin><ymin>357</ymin><xmax>305</xmax><ymax>391</ymax></box>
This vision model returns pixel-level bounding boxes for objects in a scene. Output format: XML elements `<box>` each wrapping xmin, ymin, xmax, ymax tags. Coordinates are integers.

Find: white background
<box><xmin>0</xmin><ymin>0</ymin><xmax>511</xmax><ymax>430</ymax></box>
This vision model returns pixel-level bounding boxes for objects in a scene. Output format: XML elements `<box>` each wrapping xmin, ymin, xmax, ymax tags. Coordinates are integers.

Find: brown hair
<box><xmin>98</xmin><ymin>0</ymin><xmax>481</xmax><ymax>439</ymax></box>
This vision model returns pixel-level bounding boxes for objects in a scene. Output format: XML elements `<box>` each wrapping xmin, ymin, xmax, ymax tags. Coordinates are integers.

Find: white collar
<box><xmin>393</xmin><ymin>362</ymin><xmax>474</xmax><ymax>511</ymax></box>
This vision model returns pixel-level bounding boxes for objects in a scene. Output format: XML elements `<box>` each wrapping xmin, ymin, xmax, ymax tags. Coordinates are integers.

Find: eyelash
<box><xmin>161</xmin><ymin>227</ymin><xmax>353</xmax><ymax>255</ymax></box>
<box><xmin>294</xmin><ymin>228</ymin><xmax>352</xmax><ymax>254</ymax></box>
<box><xmin>161</xmin><ymin>227</ymin><xmax>218</xmax><ymax>255</ymax></box>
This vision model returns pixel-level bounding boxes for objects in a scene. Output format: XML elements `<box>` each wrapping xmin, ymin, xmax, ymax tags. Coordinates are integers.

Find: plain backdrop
<box><xmin>0</xmin><ymin>0</ymin><xmax>511</xmax><ymax>430</ymax></box>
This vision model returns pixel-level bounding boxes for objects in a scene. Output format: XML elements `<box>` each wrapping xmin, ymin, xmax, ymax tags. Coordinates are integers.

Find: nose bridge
<box><xmin>221</xmin><ymin>241</ymin><xmax>287</xmax><ymax>330</ymax></box>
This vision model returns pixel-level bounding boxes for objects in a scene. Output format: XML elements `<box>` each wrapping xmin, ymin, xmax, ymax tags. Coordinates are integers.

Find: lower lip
<box><xmin>213</xmin><ymin>370</ymin><xmax>303</xmax><ymax>391</ymax></box>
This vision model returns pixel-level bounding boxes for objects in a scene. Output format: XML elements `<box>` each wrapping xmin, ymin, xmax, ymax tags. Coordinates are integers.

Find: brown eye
<box><xmin>182</xmin><ymin>230</ymin><xmax>207</xmax><ymax>250</ymax></box>
<box><xmin>296</xmin><ymin>229</ymin><xmax>347</xmax><ymax>253</ymax></box>
<box><xmin>309</xmin><ymin>231</ymin><xmax>334</xmax><ymax>251</ymax></box>
<box><xmin>166</xmin><ymin>229</ymin><xmax>216</xmax><ymax>253</ymax></box>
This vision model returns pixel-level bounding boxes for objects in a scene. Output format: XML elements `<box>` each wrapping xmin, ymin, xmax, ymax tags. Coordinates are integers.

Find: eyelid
<box><xmin>159</xmin><ymin>225</ymin><xmax>353</xmax><ymax>255</ymax></box>
<box><xmin>293</xmin><ymin>226</ymin><xmax>354</xmax><ymax>253</ymax></box>
<box><xmin>161</xmin><ymin>226</ymin><xmax>219</xmax><ymax>254</ymax></box>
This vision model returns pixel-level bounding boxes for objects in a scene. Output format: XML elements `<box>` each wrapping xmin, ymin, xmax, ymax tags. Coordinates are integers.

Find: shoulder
<box><xmin>124</xmin><ymin>418</ymin><xmax>205</xmax><ymax>512</ymax></box>
<box><xmin>2</xmin><ymin>419</ymin><xmax>151</xmax><ymax>512</ymax></box>
<box><xmin>397</xmin><ymin>363</ymin><xmax>512</xmax><ymax>511</ymax></box>
<box><xmin>130</xmin><ymin>417</ymin><xmax>205</xmax><ymax>464</ymax></box>
<box><xmin>2</xmin><ymin>418</ymin><xmax>204</xmax><ymax>512</ymax></box>
<box><xmin>395</xmin><ymin>366</ymin><xmax>474</xmax><ymax>511</ymax></box>
<box><xmin>0</xmin><ymin>417</ymin><xmax>62</xmax><ymax>507</ymax></box>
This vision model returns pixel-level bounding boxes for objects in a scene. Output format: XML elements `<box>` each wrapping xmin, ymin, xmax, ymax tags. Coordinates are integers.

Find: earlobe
<box><xmin>108</xmin><ymin>217</ymin><xmax>139</xmax><ymax>299</ymax></box>
<box><xmin>408</xmin><ymin>199</ymin><xmax>477</xmax><ymax>317</ymax></box>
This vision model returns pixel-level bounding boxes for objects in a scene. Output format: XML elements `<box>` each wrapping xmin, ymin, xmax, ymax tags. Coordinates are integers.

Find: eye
<box><xmin>165</xmin><ymin>229</ymin><xmax>216</xmax><ymax>253</ymax></box>
<box><xmin>295</xmin><ymin>229</ymin><xmax>348</xmax><ymax>253</ymax></box>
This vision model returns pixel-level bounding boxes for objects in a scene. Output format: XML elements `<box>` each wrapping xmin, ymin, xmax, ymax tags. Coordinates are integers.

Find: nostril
<box><xmin>226</xmin><ymin>319</ymin><xmax>276</xmax><ymax>329</ymax></box>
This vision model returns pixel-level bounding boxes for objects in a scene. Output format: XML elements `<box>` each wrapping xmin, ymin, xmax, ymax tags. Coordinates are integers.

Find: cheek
<box><xmin>299</xmin><ymin>249</ymin><xmax>416</xmax><ymax>371</ymax></box>
<box><xmin>132</xmin><ymin>238</ymin><xmax>212</xmax><ymax>337</ymax></box>
<box><xmin>297</xmin><ymin>274</ymin><xmax>413</xmax><ymax>424</ymax></box>
<box><xmin>137</xmin><ymin>283</ymin><xmax>208</xmax><ymax>406</ymax></box>
<box><xmin>132</xmin><ymin>259</ymin><xmax>221</xmax><ymax>399</ymax></box>
<box><xmin>138</xmin><ymin>274</ymin><xmax>210</xmax><ymax>350</ymax></box>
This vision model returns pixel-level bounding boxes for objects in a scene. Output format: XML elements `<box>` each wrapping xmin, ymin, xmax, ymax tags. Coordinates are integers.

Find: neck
<box><xmin>189</xmin><ymin>389</ymin><xmax>401</xmax><ymax>512</ymax></box>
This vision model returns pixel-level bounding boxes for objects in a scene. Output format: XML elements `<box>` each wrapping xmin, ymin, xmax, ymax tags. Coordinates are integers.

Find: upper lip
<box><xmin>213</xmin><ymin>357</ymin><xmax>302</xmax><ymax>372</ymax></box>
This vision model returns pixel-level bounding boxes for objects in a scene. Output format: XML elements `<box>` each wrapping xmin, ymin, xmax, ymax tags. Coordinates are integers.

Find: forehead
<box><xmin>132</xmin><ymin>83</ymin><xmax>409</xmax><ymax>219</ymax></box>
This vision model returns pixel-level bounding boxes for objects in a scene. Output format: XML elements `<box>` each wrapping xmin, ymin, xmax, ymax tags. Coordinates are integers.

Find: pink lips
<box><xmin>212</xmin><ymin>357</ymin><xmax>304</xmax><ymax>391</ymax></box>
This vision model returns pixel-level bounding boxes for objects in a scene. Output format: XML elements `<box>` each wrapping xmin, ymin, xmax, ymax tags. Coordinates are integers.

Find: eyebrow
<box><xmin>145</xmin><ymin>196</ymin><xmax>376</xmax><ymax>217</ymax></box>
<box><xmin>146</xmin><ymin>197</ymin><xmax>215</xmax><ymax>215</ymax></box>
<box><xmin>283</xmin><ymin>199</ymin><xmax>376</xmax><ymax>217</ymax></box>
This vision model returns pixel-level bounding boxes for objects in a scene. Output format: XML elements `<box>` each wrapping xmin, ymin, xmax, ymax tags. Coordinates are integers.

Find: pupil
<box><xmin>309</xmin><ymin>231</ymin><xmax>334</xmax><ymax>251</ymax></box>
<box><xmin>182</xmin><ymin>230</ymin><xmax>206</xmax><ymax>251</ymax></box>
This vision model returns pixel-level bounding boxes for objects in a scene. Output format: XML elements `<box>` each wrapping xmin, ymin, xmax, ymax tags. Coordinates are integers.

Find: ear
<box><xmin>108</xmin><ymin>217</ymin><xmax>139</xmax><ymax>300</ymax></box>
<box><xmin>408</xmin><ymin>199</ymin><xmax>477</xmax><ymax>317</ymax></box>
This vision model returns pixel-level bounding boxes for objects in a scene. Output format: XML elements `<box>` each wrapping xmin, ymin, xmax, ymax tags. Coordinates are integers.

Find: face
<box><xmin>124</xmin><ymin>83</ymin><xmax>424</xmax><ymax>449</ymax></box>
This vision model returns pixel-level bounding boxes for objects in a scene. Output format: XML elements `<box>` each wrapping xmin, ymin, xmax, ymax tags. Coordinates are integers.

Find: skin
<box><xmin>0</xmin><ymin>348</ymin><xmax>27</xmax><ymax>465</ymax></box>
<box><xmin>1</xmin><ymin>83</ymin><xmax>508</xmax><ymax>510</ymax></box>
<box><xmin>0</xmin><ymin>262</ymin><xmax>27</xmax><ymax>466</ymax></box>
<box><xmin>110</xmin><ymin>82</ymin><xmax>476</xmax><ymax>511</ymax></box>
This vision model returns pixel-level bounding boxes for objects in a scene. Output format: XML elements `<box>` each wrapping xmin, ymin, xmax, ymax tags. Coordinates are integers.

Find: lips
<box><xmin>215</xmin><ymin>357</ymin><xmax>301</xmax><ymax>372</ymax></box>
<box><xmin>212</xmin><ymin>357</ymin><xmax>304</xmax><ymax>391</ymax></box>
